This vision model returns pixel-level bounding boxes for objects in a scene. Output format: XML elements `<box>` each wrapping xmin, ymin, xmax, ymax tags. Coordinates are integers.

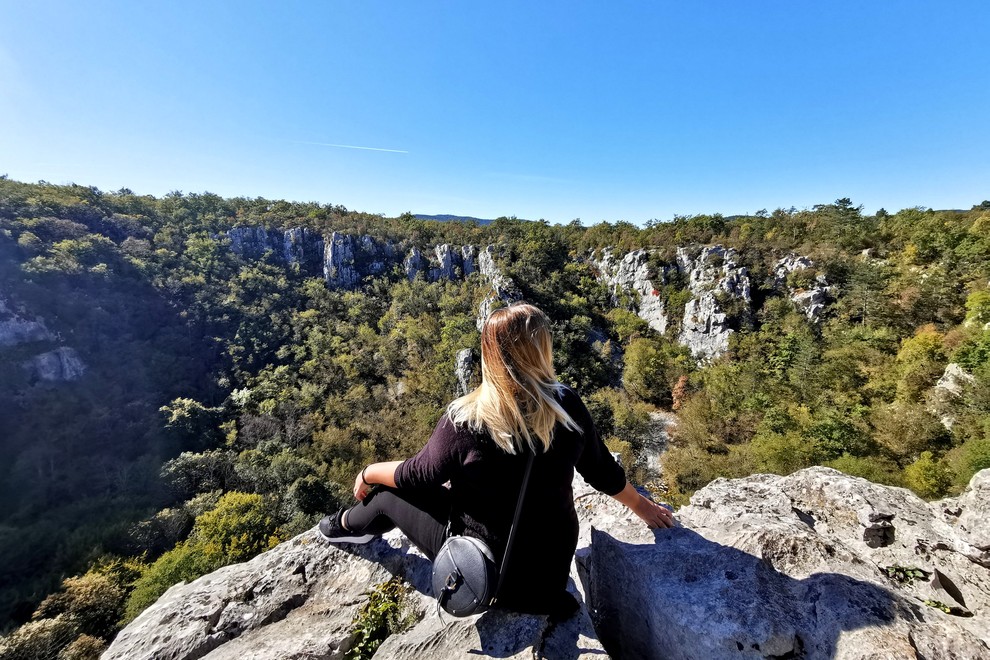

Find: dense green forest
<box><xmin>1</xmin><ymin>177</ymin><xmax>989</xmax><ymax>658</ymax></box>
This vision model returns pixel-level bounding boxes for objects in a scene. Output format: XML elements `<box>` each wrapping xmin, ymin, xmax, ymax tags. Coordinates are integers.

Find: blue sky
<box><xmin>1</xmin><ymin>1</ymin><xmax>988</xmax><ymax>224</ymax></box>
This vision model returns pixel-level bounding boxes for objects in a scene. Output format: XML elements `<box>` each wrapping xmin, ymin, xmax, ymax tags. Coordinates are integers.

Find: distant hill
<box><xmin>414</xmin><ymin>214</ymin><xmax>496</xmax><ymax>225</ymax></box>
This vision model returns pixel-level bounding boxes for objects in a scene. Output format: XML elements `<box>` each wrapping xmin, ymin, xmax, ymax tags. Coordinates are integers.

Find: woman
<box><xmin>319</xmin><ymin>302</ymin><xmax>673</xmax><ymax>618</ymax></box>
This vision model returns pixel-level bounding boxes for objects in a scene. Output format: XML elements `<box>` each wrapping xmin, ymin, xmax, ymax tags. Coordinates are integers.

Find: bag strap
<box><xmin>492</xmin><ymin>450</ymin><xmax>536</xmax><ymax>604</ymax></box>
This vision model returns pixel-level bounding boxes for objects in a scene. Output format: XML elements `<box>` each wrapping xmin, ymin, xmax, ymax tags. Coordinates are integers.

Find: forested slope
<box><xmin>1</xmin><ymin>177</ymin><xmax>988</xmax><ymax>658</ymax></box>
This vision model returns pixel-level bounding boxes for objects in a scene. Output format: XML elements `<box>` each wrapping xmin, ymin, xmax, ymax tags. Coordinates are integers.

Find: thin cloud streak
<box><xmin>294</xmin><ymin>140</ymin><xmax>408</xmax><ymax>154</ymax></box>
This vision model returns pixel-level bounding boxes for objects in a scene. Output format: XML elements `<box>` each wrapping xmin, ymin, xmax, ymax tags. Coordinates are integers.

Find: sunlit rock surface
<box><xmin>588</xmin><ymin>247</ymin><xmax>669</xmax><ymax>335</ymax></box>
<box><xmin>454</xmin><ymin>348</ymin><xmax>476</xmax><ymax>397</ymax></box>
<box><xmin>676</xmin><ymin>245</ymin><xmax>751</xmax><ymax>360</ymax></box>
<box><xmin>772</xmin><ymin>253</ymin><xmax>833</xmax><ymax>321</ymax></box>
<box><xmin>590</xmin><ymin>467</ymin><xmax>990</xmax><ymax>659</ymax></box>
<box><xmin>103</xmin><ymin>468</ymin><xmax>990</xmax><ymax>659</ymax></box>
<box><xmin>929</xmin><ymin>363</ymin><xmax>978</xmax><ymax>430</ymax></box>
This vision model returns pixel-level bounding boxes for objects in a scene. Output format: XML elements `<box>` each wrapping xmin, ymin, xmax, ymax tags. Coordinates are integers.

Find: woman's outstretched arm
<box><xmin>611</xmin><ymin>482</ymin><xmax>675</xmax><ymax>529</ymax></box>
<box><xmin>353</xmin><ymin>461</ymin><xmax>403</xmax><ymax>501</ymax></box>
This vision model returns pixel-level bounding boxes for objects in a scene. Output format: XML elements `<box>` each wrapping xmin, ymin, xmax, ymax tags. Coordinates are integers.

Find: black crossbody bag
<box><xmin>431</xmin><ymin>452</ymin><xmax>535</xmax><ymax>617</ymax></box>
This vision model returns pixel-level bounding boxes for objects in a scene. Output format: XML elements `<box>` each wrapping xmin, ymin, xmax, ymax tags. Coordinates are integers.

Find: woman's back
<box><xmin>394</xmin><ymin>384</ymin><xmax>626</xmax><ymax>613</ymax></box>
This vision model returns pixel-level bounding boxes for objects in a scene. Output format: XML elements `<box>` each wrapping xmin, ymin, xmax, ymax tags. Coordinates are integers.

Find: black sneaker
<box><xmin>318</xmin><ymin>509</ymin><xmax>374</xmax><ymax>544</ymax></box>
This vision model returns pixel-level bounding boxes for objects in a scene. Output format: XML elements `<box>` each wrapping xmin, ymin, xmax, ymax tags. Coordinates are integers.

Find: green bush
<box><xmin>56</xmin><ymin>634</ymin><xmax>106</xmax><ymax>660</ymax></box>
<box><xmin>33</xmin><ymin>572</ymin><xmax>126</xmax><ymax>640</ymax></box>
<box><xmin>903</xmin><ymin>451</ymin><xmax>953</xmax><ymax>499</ymax></box>
<box><xmin>0</xmin><ymin>616</ymin><xmax>78</xmax><ymax>660</ymax></box>
<box><xmin>959</xmin><ymin>437</ymin><xmax>990</xmax><ymax>484</ymax></box>
<box><xmin>749</xmin><ymin>430</ymin><xmax>818</xmax><ymax>475</ymax></box>
<box><xmin>124</xmin><ymin>492</ymin><xmax>282</xmax><ymax>622</ymax></box>
<box><xmin>825</xmin><ymin>453</ymin><xmax>902</xmax><ymax>486</ymax></box>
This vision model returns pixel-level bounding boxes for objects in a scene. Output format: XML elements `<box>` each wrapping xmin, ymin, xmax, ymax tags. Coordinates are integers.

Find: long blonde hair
<box><xmin>446</xmin><ymin>303</ymin><xmax>580</xmax><ymax>453</ymax></box>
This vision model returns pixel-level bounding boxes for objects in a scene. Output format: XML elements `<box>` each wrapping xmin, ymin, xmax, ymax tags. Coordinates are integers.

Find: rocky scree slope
<box><xmin>104</xmin><ymin>468</ymin><xmax>990</xmax><ymax>660</ymax></box>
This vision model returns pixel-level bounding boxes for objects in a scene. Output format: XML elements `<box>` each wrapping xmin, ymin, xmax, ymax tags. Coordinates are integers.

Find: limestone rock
<box><xmin>323</xmin><ymin>231</ymin><xmax>360</xmax><ymax>288</ymax></box>
<box><xmin>461</xmin><ymin>245</ymin><xmax>477</xmax><ymax>277</ymax></box>
<box><xmin>475</xmin><ymin>246</ymin><xmax>522</xmax><ymax>331</ymax></box>
<box><xmin>227</xmin><ymin>226</ymin><xmax>323</xmax><ymax>269</ymax></box>
<box><xmin>104</xmin><ymin>465</ymin><xmax>990</xmax><ymax>659</ymax></box>
<box><xmin>281</xmin><ymin>227</ymin><xmax>322</xmax><ymax>267</ymax></box>
<box><xmin>404</xmin><ymin>246</ymin><xmax>427</xmax><ymax>281</ymax></box>
<box><xmin>929</xmin><ymin>363</ymin><xmax>978</xmax><ymax>429</ymax></box>
<box><xmin>22</xmin><ymin>346</ymin><xmax>86</xmax><ymax>382</ymax></box>
<box><xmin>588</xmin><ymin>467</ymin><xmax>990</xmax><ymax>659</ymax></box>
<box><xmin>935</xmin><ymin>363</ymin><xmax>977</xmax><ymax>398</ymax></box>
<box><xmin>226</xmin><ymin>226</ymin><xmax>273</xmax><ymax>260</ymax></box>
<box><xmin>430</xmin><ymin>244</ymin><xmax>462</xmax><ymax>281</ymax></box>
<box><xmin>589</xmin><ymin>248</ymin><xmax>669</xmax><ymax>335</ymax></box>
<box><xmin>0</xmin><ymin>292</ymin><xmax>54</xmax><ymax>347</ymax></box>
<box><xmin>406</xmin><ymin>244</ymin><xmax>474</xmax><ymax>282</ymax></box>
<box><xmin>455</xmin><ymin>348</ymin><xmax>475</xmax><ymax>396</ymax></box>
<box><xmin>104</xmin><ymin>473</ymin><xmax>635</xmax><ymax>659</ymax></box>
<box><xmin>942</xmin><ymin>469</ymin><xmax>990</xmax><ymax>553</ymax></box>
<box><xmin>772</xmin><ymin>253</ymin><xmax>833</xmax><ymax>321</ymax></box>
<box><xmin>676</xmin><ymin>245</ymin><xmax>751</xmax><ymax>360</ymax></box>
<box><xmin>589</xmin><ymin>243</ymin><xmax>754</xmax><ymax>358</ymax></box>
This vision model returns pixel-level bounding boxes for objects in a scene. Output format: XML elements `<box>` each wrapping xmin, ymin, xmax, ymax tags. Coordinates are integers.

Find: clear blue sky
<box><xmin>1</xmin><ymin>1</ymin><xmax>988</xmax><ymax>224</ymax></box>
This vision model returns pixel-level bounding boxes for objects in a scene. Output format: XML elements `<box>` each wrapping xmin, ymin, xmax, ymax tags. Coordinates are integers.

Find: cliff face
<box><xmin>225</xmin><ymin>228</ymin><xmax>832</xmax><ymax>359</ymax></box>
<box><xmin>0</xmin><ymin>289</ymin><xmax>54</xmax><ymax>347</ymax></box>
<box><xmin>588</xmin><ymin>244</ymin><xmax>760</xmax><ymax>361</ymax></box>
<box><xmin>103</xmin><ymin>468</ymin><xmax>990</xmax><ymax>660</ymax></box>
<box><xmin>225</xmin><ymin>228</ymin><xmax>521</xmax><ymax>331</ymax></box>
<box><xmin>588</xmin><ymin>248</ymin><xmax>670</xmax><ymax>335</ymax></box>
<box><xmin>676</xmin><ymin>245</ymin><xmax>752</xmax><ymax>360</ymax></box>
<box><xmin>771</xmin><ymin>253</ymin><xmax>833</xmax><ymax>322</ymax></box>
<box><xmin>588</xmin><ymin>245</ymin><xmax>839</xmax><ymax>361</ymax></box>
<box><xmin>0</xmin><ymin>288</ymin><xmax>86</xmax><ymax>383</ymax></box>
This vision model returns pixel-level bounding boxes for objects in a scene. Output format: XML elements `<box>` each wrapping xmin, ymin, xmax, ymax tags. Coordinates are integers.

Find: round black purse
<box><xmin>431</xmin><ymin>452</ymin><xmax>535</xmax><ymax>617</ymax></box>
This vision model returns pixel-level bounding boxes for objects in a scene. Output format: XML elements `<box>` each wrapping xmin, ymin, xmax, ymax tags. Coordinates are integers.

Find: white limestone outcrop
<box><xmin>772</xmin><ymin>253</ymin><xmax>833</xmax><ymax>322</ymax></box>
<box><xmin>103</xmin><ymin>467</ymin><xmax>990</xmax><ymax>659</ymax></box>
<box><xmin>929</xmin><ymin>363</ymin><xmax>978</xmax><ymax>430</ymax></box>
<box><xmin>22</xmin><ymin>346</ymin><xmax>86</xmax><ymax>382</ymax></box>
<box><xmin>0</xmin><ymin>291</ymin><xmax>54</xmax><ymax>347</ymax></box>
<box><xmin>676</xmin><ymin>245</ymin><xmax>752</xmax><ymax>361</ymax></box>
<box><xmin>589</xmin><ymin>467</ymin><xmax>990</xmax><ymax>659</ymax></box>
<box><xmin>588</xmin><ymin>248</ymin><xmax>669</xmax><ymax>335</ymax></box>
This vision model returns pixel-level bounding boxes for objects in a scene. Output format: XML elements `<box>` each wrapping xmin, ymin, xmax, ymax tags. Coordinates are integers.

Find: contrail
<box><xmin>294</xmin><ymin>140</ymin><xmax>408</xmax><ymax>154</ymax></box>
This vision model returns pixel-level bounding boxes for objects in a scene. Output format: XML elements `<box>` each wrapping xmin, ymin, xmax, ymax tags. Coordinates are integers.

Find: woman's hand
<box><xmin>632</xmin><ymin>494</ymin><xmax>675</xmax><ymax>529</ymax></box>
<box><xmin>610</xmin><ymin>482</ymin><xmax>675</xmax><ymax>529</ymax></box>
<box><xmin>353</xmin><ymin>467</ymin><xmax>373</xmax><ymax>502</ymax></box>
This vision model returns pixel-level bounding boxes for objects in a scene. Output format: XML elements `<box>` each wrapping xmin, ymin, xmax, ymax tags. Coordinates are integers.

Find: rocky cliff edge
<box><xmin>103</xmin><ymin>468</ymin><xmax>990</xmax><ymax>660</ymax></box>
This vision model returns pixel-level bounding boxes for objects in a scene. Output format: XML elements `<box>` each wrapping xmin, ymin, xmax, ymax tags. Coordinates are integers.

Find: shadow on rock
<box><xmin>584</xmin><ymin>527</ymin><xmax>987</xmax><ymax>660</ymax></box>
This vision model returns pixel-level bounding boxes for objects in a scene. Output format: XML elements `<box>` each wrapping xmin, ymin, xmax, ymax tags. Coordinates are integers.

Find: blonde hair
<box><xmin>446</xmin><ymin>303</ymin><xmax>580</xmax><ymax>453</ymax></box>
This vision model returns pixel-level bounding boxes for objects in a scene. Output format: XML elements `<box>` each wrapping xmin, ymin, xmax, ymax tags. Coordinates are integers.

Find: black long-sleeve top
<box><xmin>393</xmin><ymin>384</ymin><xmax>626</xmax><ymax>613</ymax></box>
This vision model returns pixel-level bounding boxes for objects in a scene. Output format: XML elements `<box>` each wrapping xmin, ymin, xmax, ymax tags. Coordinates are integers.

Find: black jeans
<box><xmin>343</xmin><ymin>485</ymin><xmax>450</xmax><ymax>560</ymax></box>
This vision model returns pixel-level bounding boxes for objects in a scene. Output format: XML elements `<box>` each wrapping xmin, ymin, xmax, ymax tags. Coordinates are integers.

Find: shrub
<box><xmin>290</xmin><ymin>474</ymin><xmax>339</xmax><ymax>516</ymax></box>
<box><xmin>957</xmin><ymin>437</ymin><xmax>990</xmax><ymax>485</ymax></box>
<box><xmin>749</xmin><ymin>430</ymin><xmax>818</xmax><ymax>475</ymax></box>
<box><xmin>825</xmin><ymin>453</ymin><xmax>902</xmax><ymax>486</ymax></box>
<box><xmin>622</xmin><ymin>337</ymin><xmax>670</xmax><ymax>405</ymax></box>
<box><xmin>903</xmin><ymin>451</ymin><xmax>953</xmax><ymax>499</ymax></box>
<box><xmin>0</xmin><ymin>616</ymin><xmax>78</xmax><ymax>660</ymax></box>
<box><xmin>871</xmin><ymin>402</ymin><xmax>951</xmax><ymax>462</ymax></box>
<box><xmin>56</xmin><ymin>634</ymin><xmax>106</xmax><ymax>660</ymax></box>
<box><xmin>33</xmin><ymin>572</ymin><xmax>126</xmax><ymax>639</ymax></box>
